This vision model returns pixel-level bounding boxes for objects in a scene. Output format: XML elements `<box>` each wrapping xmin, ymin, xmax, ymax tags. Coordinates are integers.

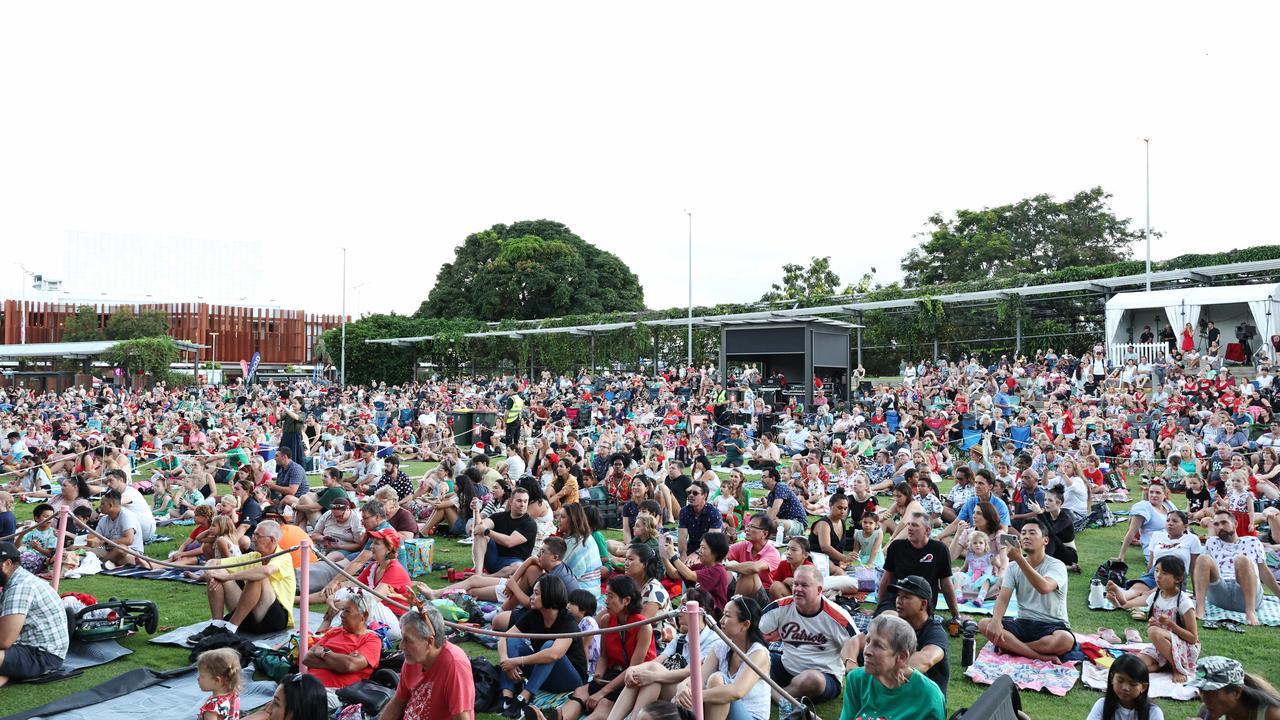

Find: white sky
<box><xmin>2</xmin><ymin>2</ymin><xmax>1278</xmax><ymax>318</ymax></box>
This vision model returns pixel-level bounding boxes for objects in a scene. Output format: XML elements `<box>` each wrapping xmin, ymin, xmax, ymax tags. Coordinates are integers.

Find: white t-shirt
<box><xmin>119</xmin><ymin>485</ymin><xmax>156</xmax><ymax>539</ymax></box>
<box><xmin>1145</xmin><ymin>589</ymin><xmax>1195</xmax><ymax>620</ymax></box>
<box><xmin>1002</xmin><ymin>554</ymin><xmax>1070</xmax><ymax>626</ymax></box>
<box><xmin>503</xmin><ymin>455</ymin><xmax>527</xmax><ymax>480</ymax></box>
<box><xmin>1087</xmin><ymin>698</ymin><xmax>1165</xmax><ymax>720</ymax></box>
<box><xmin>1050</xmin><ymin>475</ymin><xmax>1089</xmax><ymax>516</ymax></box>
<box><xmin>1206</xmin><ymin>535</ymin><xmax>1266</xmax><ymax>582</ymax></box>
<box><xmin>1145</xmin><ymin>531</ymin><xmax>1202</xmax><ymax>572</ymax></box>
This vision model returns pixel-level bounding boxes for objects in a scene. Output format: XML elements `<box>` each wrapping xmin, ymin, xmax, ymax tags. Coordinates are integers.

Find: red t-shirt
<box><xmin>726</xmin><ymin>540</ymin><xmax>782</xmax><ymax>589</ymax></box>
<box><xmin>358</xmin><ymin>560</ymin><xmax>412</xmax><ymax>616</ymax></box>
<box><xmin>1083</xmin><ymin>468</ymin><xmax>1105</xmax><ymax>487</ymax></box>
<box><xmin>601</xmin><ymin>612</ymin><xmax>657</xmax><ymax>669</ymax></box>
<box><xmin>308</xmin><ymin>627</ymin><xmax>382</xmax><ymax>688</ymax></box>
<box><xmin>393</xmin><ymin>643</ymin><xmax>476</xmax><ymax>720</ymax></box>
<box><xmin>771</xmin><ymin>558</ymin><xmax>814</xmax><ymax>586</ymax></box>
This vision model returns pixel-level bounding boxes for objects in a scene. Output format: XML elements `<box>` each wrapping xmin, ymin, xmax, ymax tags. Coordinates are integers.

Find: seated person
<box><xmin>0</xmin><ymin>541</ymin><xmax>70</xmax><ymax>686</ymax></box>
<box><xmin>496</xmin><ymin>575</ymin><xmax>589</xmax><ymax>717</ymax></box>
<box><xmin>306</xmin><ymin>590</ymin><xmax>382</xmax><ymax>711</ymax></box>
<box><xmin>87</xmin><ymin>490</ymin><xmax>148</xmax><ymax>568</ymax></box>
<box><xmin>200</xmin><ymin>520</ymin><xmax>296</xmax><ymax>637</ymax></box>
<box><xmin>840</xmin><ymin>615</ymin><xmax>946</xmax><ymax>720</ymax></box>
<box><xmin>760</xmin><ymin>566</ymin><xmax>861</xmax><ymax>707</ymax></box>
<box><xmin>977</xmin><ymin>518</ymin><xmax>1077</xmax><ymax>662</ymax></box>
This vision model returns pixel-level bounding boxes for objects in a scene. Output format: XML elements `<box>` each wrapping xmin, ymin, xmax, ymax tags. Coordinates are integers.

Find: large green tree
<box><xmin>760</xmin><ymin>257</ymin><xmax>877</xmax><ymax>305</ymax></box>
<box><xmin>900</xmin><ymin>187</ymin><xmax>1146</xmax><ymax>287</ymax></box>
<box><xmin>417</xmin><ymin>220</ymin><xmax>645</xmax><ymax>321</ymax></box>
<box><xmin>103</xmin><ymin>336</ymin><xmax>179</xmax><ymax>387</ymax></box>
<box><xmin>104</xmin><ymin>308</ymin><xmax>171</xmax><ymax>340</ymax></box>
<box><xmin>61</xmin><ymin>305</ymin><xmax>103</xmax><ymax>342</ymax></box>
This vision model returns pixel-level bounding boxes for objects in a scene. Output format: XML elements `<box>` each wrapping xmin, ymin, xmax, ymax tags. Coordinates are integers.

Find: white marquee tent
<box><xmin>1104</xmin><ymin>284</ymin><xmax>1280</xmax><ymax>362</ymax></box>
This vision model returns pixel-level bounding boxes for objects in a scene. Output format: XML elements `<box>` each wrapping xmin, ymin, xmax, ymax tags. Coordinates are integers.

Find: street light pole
<box><xmin>685</xmin><ymin>210</ymin><xmax>693</xmax><ymax>370</ymax></box>
<box><xmin>1144</xmin><ymin>138</ymin><xmax>1151</xmax><ymax>292</ymax></box>
<box><xmin>209</xmin><ymin>332</ymin><xmax>219</xmax><ymax>385</ymax></box>
<box><xmin>340</xmin><ymin>247</ymin><xmax>347</xmax><ymax>388</ymax></box>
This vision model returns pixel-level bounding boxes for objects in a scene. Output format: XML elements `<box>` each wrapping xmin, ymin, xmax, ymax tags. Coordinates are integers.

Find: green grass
<box><xmin>4</xmin><ymin>462</ymin><xmax>1279</xmax><ymax>719</ymax></box>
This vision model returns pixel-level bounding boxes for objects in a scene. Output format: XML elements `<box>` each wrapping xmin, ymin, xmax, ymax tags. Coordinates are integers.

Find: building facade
<box><xmin>2</xmin><ymin>300</ymin><xmax>343</xmax><ymax>365</ymax></box>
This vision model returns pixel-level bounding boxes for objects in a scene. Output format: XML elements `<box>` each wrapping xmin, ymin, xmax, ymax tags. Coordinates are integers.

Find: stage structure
<box><xmin>1104</xmin><ymin>283</ymin><xmax>1280</xmax><ymax>364</ymax></box>
<box><xmin>717</xmin><ymin>318</ymin><xmax>855</xmax><ymax>409</ymax></box>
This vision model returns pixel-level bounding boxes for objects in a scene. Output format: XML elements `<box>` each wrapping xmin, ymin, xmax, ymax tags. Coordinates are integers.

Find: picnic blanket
<box><xmin>150</xmin><ymin>609</ymin><xmax>324</xmax><ymax>650</ymax></box>
<box><xmin>859</xmin><ymin>591</ymin><xmax>1017</xmax><ymax>616</ymax></box>
<box><xmin>1081</xmin><ymin>656</ymin><xmax>1198</xmax><ymax>701</ymax></box>
<box><xmin>14</xmin><ymin>640</ymin><xmax>133</xmax><ymax>685</ymax></box>
<box><xmin>964</xmin><ymin>644</ymin><xmax>1079</xmax><ymax>697</ymax></box>
<box><xmin>1205</xmin><ymin>596</ymin><xmax>1280</xmax><ymax>627</ymax></box>
<box><xmin>531</xmin><ymin>690</ymin><xmax>575</xmax><ymax>710</ymax></box>
<box><xmin>2</xmin><ymin>666</ymin><xmax>275</xmax><ymax>720</ymax></box>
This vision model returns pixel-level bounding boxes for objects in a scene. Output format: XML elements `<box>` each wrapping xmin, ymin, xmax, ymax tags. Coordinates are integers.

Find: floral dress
<box><xmin>198</xmin><ymin>692</ymin><xmax>240</xmax><ymax>720</ymax></box>
<box><xmin>1140</xmin><ymin>590</ymin><xmax>1199</xmax><ymax>677</ymax></box>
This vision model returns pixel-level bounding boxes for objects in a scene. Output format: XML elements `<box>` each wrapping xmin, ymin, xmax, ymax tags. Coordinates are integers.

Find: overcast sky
<box><xmin>2</xmin><ymin>2</ymin><xmax>1278</xmax><ymax>319</ymax></box>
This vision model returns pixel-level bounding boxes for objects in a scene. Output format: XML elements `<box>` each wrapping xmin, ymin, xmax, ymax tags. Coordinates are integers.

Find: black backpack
<box><xmin>187</xmin><ymin>628</ymin><xmax>259</xmax><ymax>667</ymax></box>
<box><xmin>471</xmin><ymin>657</ymin><xmax>502</xmax><ymax>714</ymax></box>
<box><xmin>1094</xmin><ymin>559</ymin><xmax>1129</xmax><ymax>588</ymax></box>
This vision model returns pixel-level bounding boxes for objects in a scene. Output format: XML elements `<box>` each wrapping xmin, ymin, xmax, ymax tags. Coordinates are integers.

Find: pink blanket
<box><xmin>964</xmin><ymin>644</ymin><xmax>1080</xmax><ymax>697</ymax></box>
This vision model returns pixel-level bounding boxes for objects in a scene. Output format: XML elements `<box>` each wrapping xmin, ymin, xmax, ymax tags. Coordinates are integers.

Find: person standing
<box><xmin>504</xmin><ymin>383</ymin><xmax>525</xmax><ymax>449</ymax></box>
<box><xmin>277</xmin><ymin>396</ymin><xmax>308</xmax><ymax>471</ymax></box>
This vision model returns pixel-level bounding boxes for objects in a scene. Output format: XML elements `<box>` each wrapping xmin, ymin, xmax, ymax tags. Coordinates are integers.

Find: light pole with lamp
<box><xmin>340</xmin><ymin>248</ymin><xmax>346</xmax><ymax>388</ymax></box>
<box><xmin>685</xmin><ymin>210</ymin><xmax>692</xmax><ymax>370</ymax></box>
<box><xmin>1144</xmin><ymin>138</ymin><xmax>1151</xmax><ymax>292</ymax></box>
<box><xmin>209</xmin><ymin>332</ymin><xmax>219</xmax><ymax>385</ymax></box>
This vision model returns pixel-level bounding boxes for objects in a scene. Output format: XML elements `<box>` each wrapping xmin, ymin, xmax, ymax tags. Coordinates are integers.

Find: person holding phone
<box><xmin>977</xmin><ymin>518</ymin><xmax>1079</xmax><ymax>663</ymax></box>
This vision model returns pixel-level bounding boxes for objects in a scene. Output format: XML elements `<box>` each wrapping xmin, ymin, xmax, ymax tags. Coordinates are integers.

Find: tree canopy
<box><xmin>760</xmin><ymin>256</ymin><xmax>876</xmax><ymax>307</ymax></box>
<box><xmin>900</xmin><ymin>187</ymin><xmax>1145</xmax><ymax>287</ymax></box>
<box><xmin>104</xmin><ymin>308</ymin><xmax>171</xmax><ymax>340</ymax></box>
<box><xmin>103</xmin><ymin>336</ymin><xmax>179</xmax><ymax>387</ymax></box>
<box><xmin>417</xmin><ymin>220</ymin><xmax>645</xmax><ymax>321</ymax></box>
<box><xmin>61</xmin><ymin>305</ymin><xmax>104</xmax><ymax>342</ymax></box>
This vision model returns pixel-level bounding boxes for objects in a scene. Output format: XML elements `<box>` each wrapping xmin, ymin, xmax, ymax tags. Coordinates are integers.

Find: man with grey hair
<box><xmin>306</xmin><ymin>499</ymin><xmax>394</xmax><ymax>606</ymax></box>
<box><xmin>839</xmin><ymin>614</ymin><xmax>945</xmax><ymax>720</ymax></box>
<box><xmin>198</xmin><ymin>519</ymin><xmax>295</xmax><ymax>637</ymax></box>
<box><xmin>381</xmin><ymin>604</ymin><xmax>475</xmax><ymax>720</ymax></box>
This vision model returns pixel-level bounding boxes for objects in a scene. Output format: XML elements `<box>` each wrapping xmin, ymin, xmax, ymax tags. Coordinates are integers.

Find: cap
<box><xmin>329</xmin><ymin>497</ymin><xmax>353</xmax><ymax>509</ymax></box>
<box><xmin>262</xmin><ymin>504</ymin><xmax>286</xmax><ymax>518</ymax></box>
<box><xmin>892</xmin><ymin>575</ymin><xmax>932</xmax><ymax>601</ymax></box>
<box><xmin>367</xmin><ymin>527</ymin><xmax>402</xmax><ymax>551</ymax></box>
<box><xmin>1185</xmin><ymin>656</ymin><xmax>1244</xmax><ymax>691</ymax></box>
<box><xmin>0</xmin><ymin>541</ymin><xmax>20</xmax><ymax>562</ymax></box>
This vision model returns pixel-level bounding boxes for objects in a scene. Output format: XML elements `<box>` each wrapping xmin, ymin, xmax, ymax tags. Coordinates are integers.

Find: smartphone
<box><xmin>999</xmin><ymin>533</ymin><xmax>1020</xmax><ymax>548</ymax></box>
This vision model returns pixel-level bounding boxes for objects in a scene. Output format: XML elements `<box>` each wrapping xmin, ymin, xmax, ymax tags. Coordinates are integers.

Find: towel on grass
<box><xmin>150</xmin><ymin>609</ymin><xmax>325</xmax><ymax>650</ymax></box>
<box><xmin>1082</xmin><ymin>657</ymin><xmax>1198</xmax><ymax>701</ymax></box>
<box><xmin>1204</xmin><ymin>596</ymin><xmax>1280</xmax><ymax>627</ymax></box>
<box><xmin>859</xmin><ymin>591</ymin><xmax>1017</xmax><ymax>616</ymax></box>
<box><xmin>964</xmin><ymin>644</ymin><xmax>1079</xmax><ymax>697</ymax></box>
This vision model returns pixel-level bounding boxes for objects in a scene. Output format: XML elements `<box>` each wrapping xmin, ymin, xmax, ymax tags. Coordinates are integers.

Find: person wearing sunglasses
<box><xmin>382</xmin><ymin>603</ymin><xmax>475</xmax><ymax>720</ymax></box>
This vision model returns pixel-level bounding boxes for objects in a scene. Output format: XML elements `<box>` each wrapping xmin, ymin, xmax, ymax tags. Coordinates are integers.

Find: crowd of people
<box><xmin>2</xmin><ymin>344</ymin><xmax>1280</xmax><ymax>720</ymax></box>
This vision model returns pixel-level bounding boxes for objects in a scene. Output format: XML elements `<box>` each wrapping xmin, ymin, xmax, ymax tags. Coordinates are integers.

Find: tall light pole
<box><xmin>340</xmin><ymin>247</ymin><xmax>347</xmax><ymax>388</ymax></box>
<box><xmin>209</xmin><ymin>332</ymin><xmax>219</xmax><ymax>385</ymax></box>
<box><xmin>1144</xmin><ymin>138</ymin><xmax>1151</xmax><ymax>292</ymax></box>
<box><xmin>685</xmin><ymin>210</ymin><xmax>693</xmax><ymax>369</ymax></box>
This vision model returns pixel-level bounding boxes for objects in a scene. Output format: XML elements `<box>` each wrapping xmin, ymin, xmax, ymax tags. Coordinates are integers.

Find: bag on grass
<box><xmin>471</xmin><ymin>657</ymin><xmax>502</xmax><ymax>714</ymax></box>
<box><xmin>188</xmin><ymin>628</ymin><xmax>259</xmax><ymax>667</ymax></box>
<box><xmin>253</xmin><ymin>647</ymin><xmax>295</xmax><ymax>682</ymax></box>
<box><xmin>1094</xmin><ymin>559</ymin><xmax>1128</xmax><ymax>588</ymax></box>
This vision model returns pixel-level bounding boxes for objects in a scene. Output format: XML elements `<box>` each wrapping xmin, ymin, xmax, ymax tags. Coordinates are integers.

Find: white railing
<box><xmin>1108</xmin><ymin>342</ymin><xmax>1167</xmax><ymax>364</ymax></box>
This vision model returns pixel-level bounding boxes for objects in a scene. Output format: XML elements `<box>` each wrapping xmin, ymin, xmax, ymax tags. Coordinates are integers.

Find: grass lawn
<box><xmin>4</xmin><ymin>461</ymin><xmax>1280</xmax><ymax>719</ymax></box>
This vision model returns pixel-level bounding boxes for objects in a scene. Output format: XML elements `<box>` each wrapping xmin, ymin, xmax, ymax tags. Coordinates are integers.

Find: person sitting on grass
<box><xmin>559</xmin><ymin>576</ymin><xmax>656</xmax><ymax>720</ymax></box>
<box><xmin>724</xmin><ymin>514</ymin><xmax>781</xmax><ymax>604</ymax></box>
<box><xmin>671</xmin><ymin>595</ymin><xmax>772</xmax><ymax>720</ymax></box>
<box><xmin>1106</xmin><ymin>510</ymin><xmax>1200</xmax><ymax>612</ymax></box>
<box><xmin>761</xmin><ymin>565</ymin><xmax>861</xmax><ymax>710</ymax></box>
<box><xmin>1185</xmin><ymin>656</ymin><xmax>1280</xmax><ymax>720</ymax></box>
<box><xmin>169</xmin><ymin>504</ymin><xmax>215</xmax><ymax>566</ymax></box>
<box><xmin>840</xmin><ymin>614</ymin><xmax>945</xmax><ymax>720</ymax></box>
<box><xmin>768</xmin><ymin>536</ymin><xmax>815</xmax><ymax>600</ymax></box>
<box><xmin>496</xmin><ymin>574</ymin><xmax>589</xmax><ymax>719</ymax></box>
<box><xmin>306</xmin><ymin>589</ymin><xmax>382</xmax><ymax>711</ymax></box>
<box><xmin>87</xmin><ymin>490</ymin><xmax>148</xmax><ymax>568</ymax></box>
<box><xmin>200</xmin><ymin>519</ymin><xmax>295</xmax><ymax>638</ymax></box>
<box><xmin>605</xmin><ymin>587</ymin><xmax>720</xmax><ymax>720</ymax></box>
<box><xmin>470</xmin><ymin>485</ymin><xmax>537</xmax><ymax>578</ymax></box>
<box><xmin>1193</xmin><ymin>508</ymin><xmax>1280</xmax><ymax>626</ymax></box>
<box><xmin>977</xmin><ymin>518</ymin><xmax>1078</xmax><ymax>662</ymax></box>
<box><xmin>1134</xmin><ymin>555</ymin><xmax>1199</xmax><ymax>684</ymax></box>
<box><xmin>307</xmin><ymin>500</ymin><xmax>393</xmax><ymax>605</ymax></box>
<box><xmin>0</xmin><ymin>541</ymin><xmax>70</xmax><ymax>687</ymax></box>
<box><xmin>659</xmin><ymin>529</ymin><xmax>730</xmax><ymax>616</ymax></box>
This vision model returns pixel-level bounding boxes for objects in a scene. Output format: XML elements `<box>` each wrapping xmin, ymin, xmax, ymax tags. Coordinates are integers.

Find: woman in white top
<box><xmin>1050</xmin><ymin>457</ymin><xmax>1091</xmax><ymax>518</ymax></box>
<box><xmin>674</xmin><ymin>595</ymin><xmax>771</xmax><ymax>720</ymax></box>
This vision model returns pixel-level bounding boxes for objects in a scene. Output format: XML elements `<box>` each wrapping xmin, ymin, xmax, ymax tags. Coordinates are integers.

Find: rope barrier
<box><xmin>67</xmin><ymin>513</ymin><xmax>302</xmax><ymax>570</ymax></box>
<box><xmin>702</xmin><ymin>611</ymin><xmax>812</xmax><ymax>716</ymax></box>
<box><xmin>312</xmin><ymin>553</ymin><xmax>684</xmax><ymax>639</ymax></box>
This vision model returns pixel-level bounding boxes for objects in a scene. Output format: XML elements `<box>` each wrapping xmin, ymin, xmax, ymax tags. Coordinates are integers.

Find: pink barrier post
<box><xmin>685</xmin><ymin>600</ymin><xmax>703</xmax><ymax>720</ymax></box>
<box><xmin>299</xmin><ymin>539</ymin><xmax>311</xmax><ymax>672</ymax></box>
<box><xmin>50</xmin><ymin>506</ymin><xmax>69</xmax><ymax>592</ymax></box>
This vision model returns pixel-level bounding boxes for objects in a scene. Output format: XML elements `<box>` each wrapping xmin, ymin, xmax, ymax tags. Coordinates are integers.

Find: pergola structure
<box><xmin>366</xmin><ymin>257</ymin><xmax>1280</xmax><ymax>371</ymax></box>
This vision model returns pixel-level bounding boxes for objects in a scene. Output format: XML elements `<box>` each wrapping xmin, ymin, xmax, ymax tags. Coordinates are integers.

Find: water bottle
<box><xmin>776</xmin><ymin>525</ymin><xmax>785</xmax><ymax>546</ymax></box>
<box><xmin>962</xmin><ymin>631</ymin><xmax>975</xmax><ymax>668</ymax></box>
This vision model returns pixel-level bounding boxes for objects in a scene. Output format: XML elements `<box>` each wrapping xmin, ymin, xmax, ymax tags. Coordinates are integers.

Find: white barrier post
<box><xmin>685</xmin><ymin>600</ymin><xmax>703</xmax><ymax>720</ymax></box>
<box><xmin>50</xmin><ymin>506</ymin><xmax>69</xmax><ymax>592</ymax></box>
<box><xmin>299</xmin><ymin>539</ymin><xmax>311</xmax><ymax>672</ymax></box>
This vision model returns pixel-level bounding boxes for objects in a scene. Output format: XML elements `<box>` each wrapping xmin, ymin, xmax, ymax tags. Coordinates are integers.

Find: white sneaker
<box><xmin>458</xmin><ymin>537</ymin><xmax>474</xmax><ymax>545</ymax></box>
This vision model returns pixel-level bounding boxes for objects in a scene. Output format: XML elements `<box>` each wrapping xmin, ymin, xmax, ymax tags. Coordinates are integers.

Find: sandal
<box><xmin>1130</xmin><ymin>608</ymin><xmax>1148</xmax><ymax>621</ymax></box>
<box><xmin>1203</xmin><ymin>619</ymin><xmax>1219</xmax><ymax>630</ymax></box>
<box><xmin>1124</xmin><ymin>628</ymin><xmax>1143</xmax><ymax>644</ymax></box>
<box><xmin>1220</xmin><ymin>619</ymin><xmax>1246</xmax><ymax>634</ymax></box>
<box><xmin>1098</xmin><ymin>627</ymin><xmax>1122</xmax><ymax>644</ymax></box>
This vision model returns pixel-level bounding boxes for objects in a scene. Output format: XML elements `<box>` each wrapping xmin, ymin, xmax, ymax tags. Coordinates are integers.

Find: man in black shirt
<box><xmin>875</xmin><ymin>512</ymin><xmax>961</xmax><ymax>621</ymax></box>
<box><xmin>892</xmin><ymin>575</ymin><xmax>951</xmax><ymax>697</ymax></box>
<box><xmin>496</xmin><ymin>574</ymin><xmax>588</xmax><ymax>715</ymax></box>
<box><xmin>1139</xmin><ymin>325</ymin><xmax>1155</xmax><ymax>344</ymax></box>
<box><xmin>665</xmin><ymin>460</ymin><xmax>692</xmax><ymax>508</ymax></box>
<box><xmin>473</xmin><ymin>486</ymin><xmax>537</xmax><ymax>575</ymax></box>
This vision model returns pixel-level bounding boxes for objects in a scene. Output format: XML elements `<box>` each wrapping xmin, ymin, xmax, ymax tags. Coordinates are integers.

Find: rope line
<box><xmin>67</xmin><ymin>513</ymin><xmax>301</xmax><ymax>570</ymax></box>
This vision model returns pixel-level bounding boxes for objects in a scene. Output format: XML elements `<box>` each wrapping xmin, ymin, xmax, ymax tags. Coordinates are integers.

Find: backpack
<box><xmin>470</xmin><ymin>657</ymin><xmax>502</xmax><ymax>714</ymax></box>
<box><xmin>187</xmin><ymin>628</ymin><xmax>259</xmax><ymax>667</ymax></box>
<box><xmin>1094</xmin><ymin>559</ymin><xmax>1129</xmax><ymax>588</ymax></box>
